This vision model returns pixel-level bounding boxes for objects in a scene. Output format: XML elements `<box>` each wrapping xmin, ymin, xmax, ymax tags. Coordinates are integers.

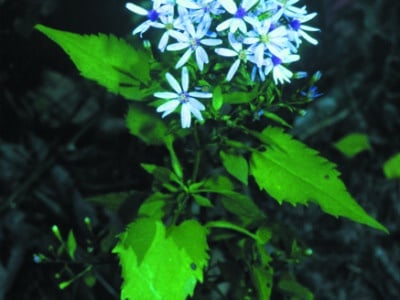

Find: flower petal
<box><xmin>188</xmin><ymin>91</ymin><xmax>212</xmax><ymax>98</ymax></box>
<box><xmin>181</xmin><ymin>67</ymin><xmax>189</xmax><ymax>92</ymax></box>
<box><xmin>166</xmin><ymin>73</ymin><xmax>182</xmax><ymax>93</ymax></box>
<box><xmin>154</xmin><ymin>92</ymin><xmax>178</xmax><ymax>99</ymax></box>
<box><xmin>180</xmin><ymin>103</ymin><xmax>192</xmax><ymax>128</ymax></box>
<box><xmin>126</xmin><ymin>3</ymin><xmax>148</xmax><ymax>15</ymax></box>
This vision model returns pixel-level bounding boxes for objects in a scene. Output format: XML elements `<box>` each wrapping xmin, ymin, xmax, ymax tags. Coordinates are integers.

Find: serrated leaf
<box><xmin>35</xmin><ymin>24</ymin><xmax>154</xmax><ymax>100</ymax></box>
<box><xmin>138</xmin><ymin>192</ymin><xmax>173</xmax><ymax>219</ymax></box>
<box><xmin>383</xmin><ymin>152</ymin><xmax>400</xmax><ymax>179</ymax></box>
<box><xmin>126</xmin><ymin>104</ymin><xmax>170</xmax><ymax>145</ymax></box>
<box><xmin>334</xmin><ymin>133</ymin><xmax>371</xmax><ymax>158</ymax></box>
<box><xmin>113</xmin><ymin>218</ymin><xmax>209</xmax><ymax>300</ymax></box>
<box><xmin>250</xmin><ymin>126</ymin><xmax>388</xmax><ymax>233</ymax></box>
<box><xmin>220</xmin><ymin>150</ymin><xmax>249</xmax><ymax>185</ymax></box>
<box><xmin>67</xmin><ymin>230</ymin><xmax>77</xmax><ymax>260</ymax></box>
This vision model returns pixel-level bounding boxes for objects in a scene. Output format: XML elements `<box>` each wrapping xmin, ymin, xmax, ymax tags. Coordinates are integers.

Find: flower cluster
<box><xmin>126</xmin><ymin>0</ymin><xmax>319</xmax><ymax>127</ymax></box>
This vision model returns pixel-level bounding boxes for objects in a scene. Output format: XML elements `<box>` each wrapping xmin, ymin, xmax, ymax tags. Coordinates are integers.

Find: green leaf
<box><xmin>126</xmin><ymin>104</ymin><xmax>171</xmax><ymax>145</ymax></box>
<box><xmin>278</xmin><ymin>277</ymin><xmax>314</xmax><ymax>300</ymax></box>
<box><xmin>113</xmin><ymin>218</ymin><xmax>209</xmax><ymax>300</ymax></box>
<box><xmin>224</xmin><ymin>89</ymin><xmax>258</xmax><ymax>104</ymax></box>
<box><xmin>250</xmin><ymin>266</ymin><xmax>273</xmax><ymax>300</ymax></box>
<box><xmin>333</xmin><ymin>133</ymin><xmax>371</xmax><ymax>158</ymax></box>
<box><xmin>212</xmin><ymin>85</ymin><xmax>224</xmax><ymax>111</ymax></box>
<box><xmin>35</xmin><ymin>24</ymin><xmax>153</xmax><ymax>100</ymax></box>
<box><xmin>85</xmin><ymin>191</ymin><xmax>131</xmax><ymax>212</ymax></box>
<box><xmin>383</xmin><ymin>152</ymin><xmax>400</xmax><ymax>179</ymax></box>
<box><xmin>141</xmin><ymin>163</ymin><xmax>180</xmax><ymax>184</ymax></box>
<box><xmin>192</xmin><ymin>194</ymin><xmax>213</xmax><ymax>207</ymax></box>
<box><xmin>263</xmin><ymin>111</ymin><xmax>291</xmax><ymax>128</ymax></box>
<box><xmin>250</xmin><ymin>126</ymin><xmax>388</xmax><ymax>233</ymax></box>
<box><xmin>220</xmin><ymin>150</ymin><xmax>249</xmax><ymax>185</ymax></box>
<box><xmin>138</xmin><ymin>192</ymin><xmax>174</xmax><ymax>219</ymax></box>
<box><xmin>67</xmin><ymin>230</ymin><xmax>77</xmax><ymax>260</ymax></box>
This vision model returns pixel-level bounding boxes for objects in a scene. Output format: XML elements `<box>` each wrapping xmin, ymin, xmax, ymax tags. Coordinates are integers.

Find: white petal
<box><xmin>220</xmin><ymin>0</ymin><xmax>237</xmax><ymax>14</ymax></box>
<box><xmin>175</xmin><ymin>49</ymin><xmax>193</xmax><ymax>69</ymax></box>
<box><xmin>177</xmin><ymin>0</ymin><xmax>201</xmax><ymax>9</ymax></box>
<box><xmin>181</xmin><ymin>104</ymin><xmax>192</xmax><ymax>128</ymax></box>
<box><xmin>243</xmin><ymin>0</ymin><xmax>258</xmax><ymax>10</ymax></box>
<box><xmin>300</xmin><ymin>30</ymin><xmax>318</xmax><ymax>45</ymax></box>
<box><xmin>166</xmin><ymin>73</ymin><xmax>182</xmax><ymax>93</ymax></box>
<box><xmin>195</xmin><ymin>47</ymin><xmax>208</xmax><ymax>71</ymax></box>
<box><xmin>190</xmin><ymin>106</ymin><xmax>204</xmax><ymax>122</ymax></box>
<box><xmin>169</xmin><ymin>30</ymin><xmax>188</xmax><ymax>42</ymax></box>
<box><xmin>167</xmin><ymin>42</ymin><xmax>189</xmax><ymax>51</ymax></box>
<box><xmin>200</xmin><ymin>38</ymin><xmax>222</xmax><ymax>46</ymax></box>
<box><xmin>215</xmin><ymin>48</ymin><xmax>237</xmax><ymax>57</ymax></box>
<box><xmin>181</xmin><ymin>67</ymin><xmax>189</xmax><ymax>92</ymax></box>
<box><xmin>227</xmin><ymin>59</ymin><xmax>240</xmax><ymax>81</ymax></box>
<box><xmin>158</xmin><ymin>32</ymin><xmax>169</xmax><ymax>52</ymax></box>
<box><xmin>126</xmin><ymin>3</ymin><xmax>148</xmax><ymax>15</ymax></box>
<box><xmin>156</xmin><ymin>100</ymin><xmax>180</xmax><ymax>116</ymax></box>
<box><xmin>216</xmin><ymin>19</ymin><xmax>232</xmax><ymax>32</ymax></box>
<box><xmin>188</xmin><ymin>98</ymin><xmax>206</xmax><ymax>110</ymax></box>
<box><xmin>154</xmin><ymin>92</ymin><xmax>178</xmax><ymax>99</ymax></box>
<box><xmin>188</xmin><ymin>91</ymin><xmax>212</xmax><ymax>98</ymax></box>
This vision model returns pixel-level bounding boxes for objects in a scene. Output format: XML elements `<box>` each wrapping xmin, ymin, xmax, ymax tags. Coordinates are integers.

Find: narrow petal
<box><xmin>166</xmin><ymin>73</ymin><xmax>182</xmax><ymax>93</ymax></box>
<box><xmin>200</xmin><ymin>38</ymin><xmax>223</xmax><ymax>46</ymax></box>
<box><xmin>190</xmin><ymin>106</ymin><xmax>204</xmax><ymax>122</ymax></box>
<box><xmin>126</xmin><ymin>3</ymin><xmax>148</xmax><ymax>15</ymax></box>
<box><xmin>188</xmin><ymin>98</ymin><xmax>206</xmax><ymax>110</ymax></box>
<box><xmin>181</xmin><ymin>67</ymin><xmax>189</xmax><ymax>92</ymax></box>
<box><xmin>167</xmin><ymin>42</ymin><xmax>189</xmax><ymax>51</ymax></box>
<box><xmin>226</xmin><ymin>59</ymin><xmax>241</xmax><ymax>81</ymax></box>
<box><xmin>243</xmin><ymin>0</ymin><xmax>258</xmax><ymax>10</ymax></box>
<box><xmin>181</xmin><ymin>104</ymin><xmax>192</xmax><ymax>128</ymax></box>
<box><xmin>156</xmin><ymin>99</ymin><xmax>180</xmax><ymax>115</ymax></box>
<box><xmin>188</xmin><ymin>91</ymin><xmax>212</xmax><ymax>98</ymax></box>
<box><xmin>215</xmin><ymin>48</ymin><xmax>237</xmax><ymax>57</ymax></box>
<box><xmin>175</xmin><ymin>49</ymin><xmax>193</xmax><ymax>69</ymax></box>
<box><xmin>177</xmin><ymin>0</ymin><xmax>201</xmax><ymax>9</ymax></box>
<box><xmin>216</xmin><ymin>19</ymin><xmax>232</xmax><ymax>32</ymax></box>
<box><xmin>158</xmin><ymin>32</ymin><xmax>169</xmax><ymax>52</ymax></box>
<box><xmin>220</xmin><ymin>0</ymin><xmax>237</xmax><ymax>14</ymax></box>
<box><xmin>154</xmin><ymin>91</ymin><xmax>178</xmax><ymax>99</ymax></box>
<box><xmin>169</xmin><ymin>30</ymin><xmax>188</xmax><ymax>42</ymax></box>
<box><xmin>195</xmin><ymin>47</ymin><xmax>208</xmax><ymax>71</ymax></box>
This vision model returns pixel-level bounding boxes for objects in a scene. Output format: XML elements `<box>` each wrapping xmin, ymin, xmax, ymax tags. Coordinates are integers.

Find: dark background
<box><xmin>1</xmin><ymin>0</ymin><xmax>399</xmax><ymax>299</ymax></box>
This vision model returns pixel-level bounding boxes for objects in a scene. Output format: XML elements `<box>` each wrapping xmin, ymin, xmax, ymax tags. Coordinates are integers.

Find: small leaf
<box><xmin>278</xmin><ymin>277</ymin><xmax>314</xmax><ymax>300</ymax></box>
<box><xmin>333</xmin><ymin>133</ymin><xmax>371</xmax><ymax>158</ymax></box>
<box><xmin>250</xmin><ymin>126</ymin><xmax>388</xmax><ymax>233</ymax></box>
<box><xmin>35</xmin><ymin>24</ymin><xmax>154</xmax><ymax>100</ymax></box>
<box><xmin>85</xmin><ymin>191</ymin><xmax>131</xmax><ymax>211</ymax></box>
<box><xmin>263</xmin><ymin>111</ymin><xmax>291</xmax><ymax>128</ymax></box>
<box><xmin>250</xmin><ymin>265</ymin><xmax>273</xmax><ymax>300</ymax></box>
<box><xmin>59</xmin><ymin>280</ymin><xmax>72</xmax><ymax>290</ymax></box>
<box><xmin>126</xmin><ymin>104</ymin><xmax>171</xmax><ymax>145</ymax></box>
<box><xmin>192</xmin><ymin>194</ymin><xmax>213</xmax><ymax>207</ymax></box>
<box><xmin>383</xmin><ymin>152</ymin><xmax>400</xmax><ymax>179</ymax></box>
<box><xmin>212</xmin><ymin>86</ymin><xmax>224</xmax><ymax>110</ymax></box>
<box><xmin>206</xmin><ymin>220</ymin><xmax>260</xmax><ymax>242</ymax></box>
<box><xmin>67</xmin><ymin>230</ymin><xmax>77</xmax><ymax>260</ymax></box>
<box><xmin>220</xmin><ymin>150</ymin><xmax>249</xmax><ymax>185</ymax></box>
<box><xmin>113</xmin><ymin>218</ymin><xmax>209</xmax><ymax>300</ymax></box>
<box><xmin>84</xmin><ymin>274</ymin><xmax>96</xmax><ymax>288</ymax></box>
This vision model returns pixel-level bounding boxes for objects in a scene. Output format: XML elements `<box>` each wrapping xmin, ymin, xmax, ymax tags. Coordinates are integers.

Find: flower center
<box><xmin>290</xmin><ymin>19</ymin><xmax>301</xmax><ymax>31</ymax></box>
<box><xmin>147</xmin><ymin>9</ymin><xmax>159</xmax><ymax>22</ymax></box>
<box><xmin>238</xmin><ymin>49</ymin><xmax>247</xmax><ymax>62</ymax></box>
<box><xmin>190</xmin><ymin>38</ymin><xmax>200</xmax><ymax>50</ymax></box>
<box><xmin>260</xmin><ymin>34</ymin><xmax>269</xmax><ymax>44</ymax></box>
<box><xmin>165</xmin><ymin>22</ymin><xmax>173</xmax><ymax>30</ymax></box>
<box><xmin>235</xmin><ymin>6</ymin><xmax>246</xmax><ymax>18</ymax></box>
<box><xmin>179</xmin><ymin>92</ymin><xmax>189</xmax><ymax>103</ymax></box>
<box><xmin>272</xmin><ymin>55</ymin><xmax>282</xmax><ymax>66</ymax></box>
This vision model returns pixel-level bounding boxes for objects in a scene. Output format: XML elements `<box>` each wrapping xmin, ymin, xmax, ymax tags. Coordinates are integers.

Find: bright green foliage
<box><xmin>333</xmin><ymin>133</ymin><xmax>371</xmax><ymax>158</ymax></box>
<box><xmin>192</xmin><ymin>194</ymin><xmax>213</xmax><ymax>207</ymax></box>
<box><xmin>224</xmin><ymin>89</ymin><xmax>259</xmax><ymax>104</ymax></box>
<box><xmin>126</xmin><ymin>105</ymin><xmax>170</xmax><ymax>145</ymax></box>
<box><xmin>113</xmin><ymin>218</ymin><xmax>209</xmax><ymax>300</ymax></box>
<box><xmin>220</xmin><ymin>150</ymin><xmax>249</xmax><ymax>185</ymax></box>
<box><xmin>35</xmin><ymin>24</ymin><xmax>153</xmax><ymax>100</ymax></box>
<box><xmin>250</xmin><ymin>126</ymin><xmax>388</xmax><ymax>233</ymax></box>
<box><xmin>263</xmin><ymin>111</ymin><xmax>291</xmax><ymax>128</ymax></box>
<box><xmin>250</xmin><ymin>265</ymin><xmax>273</xmax><ymax>300</ymax></box>
<box><xmin>67</xmin><ymin>230</ymin><xmax>77</xmax><ymax>260</ymax></box>
<box><xmin>212</xmin><ymin>86</ymin><xmax>224</xmax><ymax>110</ymax></box>
<box><xmin>383</xmin><ymin>152</ymin><xmax>400</xmax><ymax>179</ymax></box>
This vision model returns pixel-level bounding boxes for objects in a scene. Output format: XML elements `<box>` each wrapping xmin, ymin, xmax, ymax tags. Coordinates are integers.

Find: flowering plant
<box><xmin>35</xmin><ymin>0</ymin><xmax>388</xmax><ymax>298</ymax></box>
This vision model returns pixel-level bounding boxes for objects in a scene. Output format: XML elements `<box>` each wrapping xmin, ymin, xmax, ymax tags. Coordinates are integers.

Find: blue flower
<box><xmin>167</xmin><ymin>19</ymin><xmax>222</xmax><ymax>71</ymax></box>
<box><xmin>154</xmin><ymin>67</ymin><xmax>212</xmax><ymax>128</ymax></box>
<box><xmin>216</xmin><ymin>0</ymin><xmax>259</xmax><ymax>33</ymax></box>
